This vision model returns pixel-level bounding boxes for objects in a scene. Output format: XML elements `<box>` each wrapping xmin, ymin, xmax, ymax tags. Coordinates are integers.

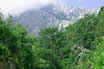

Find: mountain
<box><xmin>13</xmin><ymin>3</ymin><xmax>99</xmax><ymax>36</ymax></box>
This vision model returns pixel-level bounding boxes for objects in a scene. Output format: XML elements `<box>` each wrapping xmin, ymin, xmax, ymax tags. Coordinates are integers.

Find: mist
<box><xmin>0</xmin><ymin>0</ymin><xmax>54</xmax><ymax>16</ymax></box>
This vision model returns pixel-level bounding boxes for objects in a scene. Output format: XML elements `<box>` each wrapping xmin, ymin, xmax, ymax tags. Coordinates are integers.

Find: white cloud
<box><xmin>0</xmin><ymin>0</ymin><xmax>53</xmax><ymax>15</ymax></box>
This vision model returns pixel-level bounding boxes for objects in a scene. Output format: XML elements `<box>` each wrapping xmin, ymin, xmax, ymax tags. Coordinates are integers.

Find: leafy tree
<box><xmin>0</xmin><ymin>12</ymin><xmax>34</xmax><ymax>69</ymax></box>
<box><xmin>66</xmin><ymin>14</ymin><xmax>98</xmax><ymax>50</ymax></box>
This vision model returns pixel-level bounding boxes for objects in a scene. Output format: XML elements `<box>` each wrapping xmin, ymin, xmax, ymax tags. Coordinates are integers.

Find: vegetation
<box><xmin>0</xmin><ymin>6</ymin><xmax>104</xmax><ymax>69</ymax></box>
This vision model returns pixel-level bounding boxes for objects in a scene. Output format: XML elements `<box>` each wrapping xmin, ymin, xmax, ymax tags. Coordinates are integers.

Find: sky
<box><xmin>67</xmin><ymin>0</ymin><xmax>104</xmax><ymax>8</ymax></box>
<box><xmin>0</xmin><ymin>0</ymin><xmax>104</xmax><ymax>15</ymax></box>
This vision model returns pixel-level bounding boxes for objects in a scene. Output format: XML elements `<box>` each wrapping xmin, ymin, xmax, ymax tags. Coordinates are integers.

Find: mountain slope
<box><xmin>13</xmin><ymin>3</ymin><xmax>99</xmax><ymax>36</ymax></box>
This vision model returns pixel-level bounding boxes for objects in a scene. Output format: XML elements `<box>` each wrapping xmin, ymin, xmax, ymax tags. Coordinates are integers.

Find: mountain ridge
<box><xmin>13</xmin><ymin>3</ymin><xmax>99</xmax><ymax>36</ymax></box>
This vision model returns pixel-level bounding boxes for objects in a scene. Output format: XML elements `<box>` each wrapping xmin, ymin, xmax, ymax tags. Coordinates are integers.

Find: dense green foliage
<box><xmin>0</xmin><ymin>6</ymin><xmax>104</xmax><ymax>69</ymax></box>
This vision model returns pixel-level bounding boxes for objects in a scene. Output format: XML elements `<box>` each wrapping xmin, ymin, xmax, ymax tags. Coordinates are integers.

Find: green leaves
<box><xmin>66</xmin><ymin>14</ymin><xmax>97</xmax><ymax>50</ymax></box>
<box><xmin>38</xmin><ymin>27</ymin><xmax>67</xmax><ymax>50</ymax></box>
<box><xmin>0</xmin><ymin>6</ymin><xmax>104</xmax><ymax>69</ymax></box>
<box><xmin>0</xmin><ymin>43</ymin><xmax>11</xmax><ymax>63</ymax></box>
<box><xmin>86</xmin><ymin>40</ymin><xmax>104</xmax><ymax>69</ymax></box>
<box><xmin>0</xmin><ymin>13</ymin><xmax>34</xmax><ymax>69</ymax></box>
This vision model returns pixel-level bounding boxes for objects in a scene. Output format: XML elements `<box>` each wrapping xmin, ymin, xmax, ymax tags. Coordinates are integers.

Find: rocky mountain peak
<box><xmin>13</xmin><ymin>3</ymin><xmax>99</xmax><ymax>36</ymax></box>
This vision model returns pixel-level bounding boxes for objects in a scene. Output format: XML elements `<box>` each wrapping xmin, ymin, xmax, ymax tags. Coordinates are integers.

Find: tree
<box><xmin>0</xmin><ymin>12</ymin><xmax>34</xmax><ymax>69</ymax></box>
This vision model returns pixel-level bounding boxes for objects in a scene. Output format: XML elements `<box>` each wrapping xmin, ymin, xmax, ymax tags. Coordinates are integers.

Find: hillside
<box><xmin>13</xmin><ymin>3</ymin><xmax>99</xmax><ymax>35</ymax></box>
<box><xmin>1</xmin><ymin>3</ymin><xmax>104</xmax><ymax>69</ymax></box>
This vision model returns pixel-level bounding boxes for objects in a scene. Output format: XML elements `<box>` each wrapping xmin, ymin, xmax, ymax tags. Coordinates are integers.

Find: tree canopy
<box><xmin>0</xmin><ymin>6</ymin><xmax>104</xmax><ymax>69</ymax></box>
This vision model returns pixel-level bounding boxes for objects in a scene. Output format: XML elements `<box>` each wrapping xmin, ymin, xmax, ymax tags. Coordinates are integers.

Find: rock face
<box><xmin>13</xmin><ymin>3</ymin><xmax>99</xmax><ymax>36</ymax></box>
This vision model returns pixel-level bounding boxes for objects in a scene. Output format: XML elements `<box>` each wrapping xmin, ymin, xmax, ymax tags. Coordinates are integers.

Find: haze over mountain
<box><xmin>0</xmin><ymin>1</ymin><xmax>104</xmax><ymax>68</ymax></box>
<box><xmin>0</xmin><ymin>0</ymin><xmax>55</xmax><ymax>15</ymax></box>
<box><xmin>13</xmin><ymin>1</ymin><xmax>99</xmax><ymax>36</ymax></box>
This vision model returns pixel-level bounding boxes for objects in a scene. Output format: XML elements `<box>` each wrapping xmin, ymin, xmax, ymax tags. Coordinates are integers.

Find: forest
<box><xmin>0</xmin><ymin>6</ymin><xmax>104</xmax><ymax>69</ymax></box>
